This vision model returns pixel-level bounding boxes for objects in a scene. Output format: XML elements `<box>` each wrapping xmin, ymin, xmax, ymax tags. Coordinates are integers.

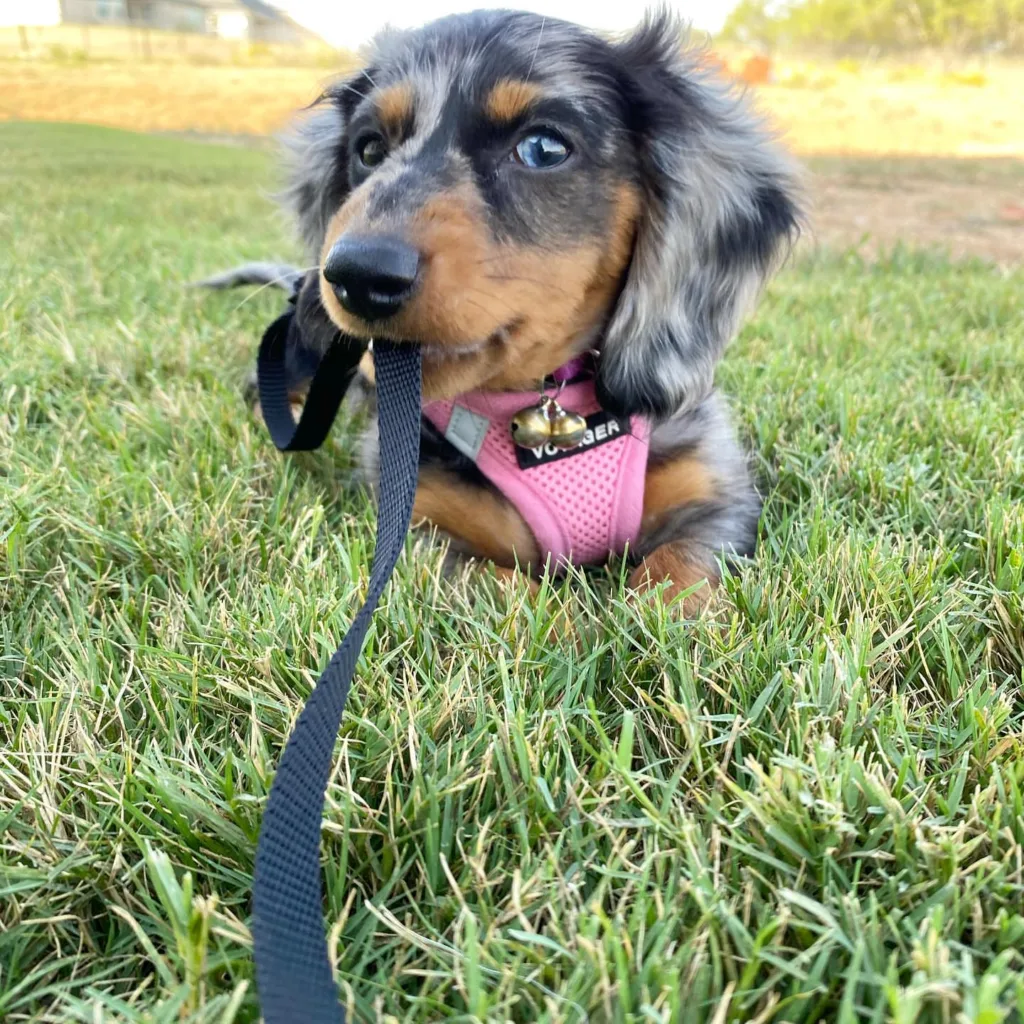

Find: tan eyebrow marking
<box><xmin>375</xmin><ymin>82</ymin><xmax>415</xmax><ymax>134</ymax></box>
<box><xmin>485</xmin><ymin>79</ymin><xmax>544</xmax><ymax>123</ymax></box>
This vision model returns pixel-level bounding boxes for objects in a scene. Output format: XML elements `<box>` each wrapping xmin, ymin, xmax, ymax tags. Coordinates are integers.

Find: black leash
<box><xmin>251</xmin><ymin>299</ymin><xmax>422</xmax><ymax>1022</ymax></box>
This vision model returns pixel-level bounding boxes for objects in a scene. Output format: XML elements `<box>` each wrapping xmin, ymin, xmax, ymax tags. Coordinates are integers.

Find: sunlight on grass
<box><xmin>756</xmin><ymin>59</ymin><xmax>1024</xmax><ymax>157</ymax></box>
<box><xmin>1</xmin><ymin>123</ymin><xmax>1023</xmax><ymax>1022</ymax></box>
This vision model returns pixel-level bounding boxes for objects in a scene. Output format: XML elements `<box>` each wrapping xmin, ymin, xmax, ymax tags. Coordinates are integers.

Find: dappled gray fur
<box><xmin>281</xmin><ymin>101</ymin><xmax>349</xmax><ymax>259</ymax></box>
<box><xmin>597</xmin><ymin>14</ymin><xmax>802</xmax><ymax>421</ymax></box>
<box><xmin>639</xmin><ymin>391</ymin><xmax>761</xmax><ymax>564</ymax></box>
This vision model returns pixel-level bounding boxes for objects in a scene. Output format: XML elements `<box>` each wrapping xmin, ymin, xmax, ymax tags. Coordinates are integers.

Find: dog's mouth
<box><xmin>419</xmin><ymin>340</ymin><xmax>488</xmax><ymax>360</ymax></box>
<box><xmin>372</xmin><ymin>320</ymin><xmax>519</xmax><ymax>365</ymax></box>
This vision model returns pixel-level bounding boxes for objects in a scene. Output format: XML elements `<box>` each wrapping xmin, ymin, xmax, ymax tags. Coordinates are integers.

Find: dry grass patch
<box><xmin>0</xmin><ymin>60</ymin><xmax>346</xmax><ymax>136</ymax></box>
<box><xmin>758</xmin><ymin>61</ymin><xmax>1024</xmax><ymax>158</ymax></box>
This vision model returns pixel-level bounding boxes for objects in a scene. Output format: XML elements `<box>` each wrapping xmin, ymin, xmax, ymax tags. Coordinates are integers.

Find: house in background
<box><xmin>47</xmin><ymin>0</ymin><xmax>323</xmax><ymax>45</ymax></box>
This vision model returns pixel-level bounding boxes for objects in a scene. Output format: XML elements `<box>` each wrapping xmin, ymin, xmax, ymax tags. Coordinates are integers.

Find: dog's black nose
<box><xmin>322</xmin><ymin>236</ymin><xmax>420</xmax><ymax>322</ymax></box>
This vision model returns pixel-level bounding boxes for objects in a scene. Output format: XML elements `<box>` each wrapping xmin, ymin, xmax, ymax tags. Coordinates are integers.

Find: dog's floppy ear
<box><xmin>596</xmin><ymin>15</ymin><xmax>802</xmax><ymax>421</ymax></box>
<box><xmin>281</xmin><ymin>67</ymin><xmax>378</xmax><ymax>260</ymax></box>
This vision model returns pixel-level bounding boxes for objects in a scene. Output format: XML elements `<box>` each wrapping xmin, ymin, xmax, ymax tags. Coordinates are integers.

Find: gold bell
<box><xmin>511</xmin><ymin>396</ymin><xmax>589</xmax><ymax>451</ymax></box>
<box><xmin>548</xmin><ymin>406</ymin><xmax>587</xmax><ymax>449</ymax></box>
<box><xmin>511</xmin><ymin>401</ymin><xmax>555</xmax><ymax>448</ymax></box>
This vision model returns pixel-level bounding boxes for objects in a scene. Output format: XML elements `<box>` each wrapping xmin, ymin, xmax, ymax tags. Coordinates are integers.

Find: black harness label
<box><xmin>515</xmin><ymin>409</ymin><xmax>630</xmax><ymax>469</ymax></box>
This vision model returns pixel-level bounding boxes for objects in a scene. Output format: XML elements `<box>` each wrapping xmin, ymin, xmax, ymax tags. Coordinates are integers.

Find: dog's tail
<box><xmin>191</xmin><ymin>262</ymin><xmax>305</xmax><ymax>292</ymax></box>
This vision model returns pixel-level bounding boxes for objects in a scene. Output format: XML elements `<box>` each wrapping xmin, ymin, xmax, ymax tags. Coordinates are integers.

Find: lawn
<box><xmin>1</xmin><ymin>121</ymin><xmax>1023</xmax><ymax>1023</ymax></box>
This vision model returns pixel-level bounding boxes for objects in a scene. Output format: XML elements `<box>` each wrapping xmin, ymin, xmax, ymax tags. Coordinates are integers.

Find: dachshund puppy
<box><xmin>225</xmin><ymin>10</ymin><xmax>801</xmax><ymax>613</ymax></box>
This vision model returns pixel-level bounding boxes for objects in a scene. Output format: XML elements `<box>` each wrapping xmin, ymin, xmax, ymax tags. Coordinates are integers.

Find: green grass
<box><xmin>2</xmin><ymin>121</ymin><xmax>1023</xmax><ymax>1023</ymax></box>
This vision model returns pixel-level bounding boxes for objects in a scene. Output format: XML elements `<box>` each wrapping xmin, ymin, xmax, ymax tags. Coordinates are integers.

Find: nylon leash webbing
<box><xmin>252</xmin><ymin>319</ymin><xmax>422</xmax><ymax>1022</ymax></box>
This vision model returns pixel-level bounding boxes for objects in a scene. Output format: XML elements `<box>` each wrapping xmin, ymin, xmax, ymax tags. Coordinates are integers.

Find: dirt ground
<box><xmin>807</xmin><ymin>158</ymin><xmax>1023</xmax><ymax>264</ymax></box>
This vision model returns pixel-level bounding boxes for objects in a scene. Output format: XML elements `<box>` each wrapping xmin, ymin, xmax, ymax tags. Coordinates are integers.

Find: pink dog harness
<box><xmin>423</xmin><ymin>360</ymin><xmax>650</xmax><ymax>569</ymax></box>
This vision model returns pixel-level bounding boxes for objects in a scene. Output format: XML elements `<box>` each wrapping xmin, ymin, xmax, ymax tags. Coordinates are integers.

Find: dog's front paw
<box><xmin>244</xmin><ymin>371</ymin><xmax>308</xmax><ymax>426</ymax></box>
<box><xmin>628</xmin><ymin>544</ymin><xmax>719</xmax><ymax>618</ymax></box>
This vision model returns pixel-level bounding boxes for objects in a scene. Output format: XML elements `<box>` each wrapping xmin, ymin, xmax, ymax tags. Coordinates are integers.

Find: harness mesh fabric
<box><xmin>251</xmin><ymin>334</ymin><xmax>422</xmax><ymax>1023</ymax></box>
<box><xmin>423</xmin><ymin>386</ymin><xmax>649</xmax><ymax>567</ymax></box>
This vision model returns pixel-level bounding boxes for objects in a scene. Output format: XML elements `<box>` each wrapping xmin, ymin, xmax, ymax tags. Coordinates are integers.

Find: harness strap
<box><xmin>252</xmin><ymin>310</ymin><xmax>422</xmax><ymax>1022</ymax></box>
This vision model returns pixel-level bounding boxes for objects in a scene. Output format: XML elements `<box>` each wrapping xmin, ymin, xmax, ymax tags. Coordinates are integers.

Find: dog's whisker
<box><xmin>480</xmin><ymin>276</ymin><xmax>578</xmax><ymax>305</ymax></box>
<box><xmin>328</xmin><ymin>80</ymin><xmax>373</xmax><ymax>103</ymax></box>
<box><xmin>482</xmin><ymin>273</ymin><xmax>573</xmax><ymax>292</ymax></box>
<box><xmin>525</xmin><ymin>16</ymin><xmax>546</xmax><ymax>82</ymax></box>
<box><xmin>458</xmin><ymin>286</ymin><xmax>524</xmax><ymax>321</ymax></box>
<box><xmin>456</xmin><ymin>292</ymin><xmax>517</xmax><ymax>325</ymax></box>
<box><xmin>230</xmin><ymin>266</ymin><xmax>319</xmax><ymax>312</ymax></box>
<box><xmin>471</xmin><ymin>254</ymin><xmax>522</xmax><ymax>266</ymax></box>
<box><xmin>303</xmin><ymin>91</ymin><xmax>330</xmax><ymax>110</ymax></box>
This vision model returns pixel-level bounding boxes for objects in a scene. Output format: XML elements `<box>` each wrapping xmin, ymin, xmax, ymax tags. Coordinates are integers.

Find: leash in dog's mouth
<box><xmin>251</xmin><ymin>303</ymin><xmax>423</xmax><ymax>1022</ymax></box>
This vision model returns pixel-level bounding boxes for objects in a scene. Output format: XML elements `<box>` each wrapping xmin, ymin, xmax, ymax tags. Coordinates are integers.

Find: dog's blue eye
<box><xmin>513</xmin><ymin>132</ymin><xmax>570</xmax><ymax>169</ymax></box>
<box><xmin>357</xmin><ymin>135</ymin><xmax>387</xmax><ymax>168</ymax></box>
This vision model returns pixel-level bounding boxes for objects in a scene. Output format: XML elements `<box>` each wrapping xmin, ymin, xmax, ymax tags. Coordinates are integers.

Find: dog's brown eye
<box><xmin>357</xmin><ymin>135</ymin><xmax>387</xmax><ymax>169</ymax></box>
<box><xmin>513</xmin><ymin>131</ymin><xmax>570</xmax><ymax>169</ymax></box>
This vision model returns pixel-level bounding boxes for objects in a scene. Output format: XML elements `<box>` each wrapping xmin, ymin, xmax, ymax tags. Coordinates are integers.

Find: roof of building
<box><xmin>237</xmin><ymin>0</ymin><xmax>285</xmax><ymax>19</ymax></box>
<box><xmin>156</xmin><ymin>0</ymin><xmax>325</xmax><ymax>42</ymax></box>
<box><xmin>162</xmin><ymin>0</ymin><xmax>290</xmax><ymax>18</ymax></box>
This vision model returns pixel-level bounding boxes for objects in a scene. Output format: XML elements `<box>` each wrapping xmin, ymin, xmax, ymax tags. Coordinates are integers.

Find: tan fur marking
<box><xmin>550</xmin><ymin>182</ymin><xmax>640</xmax><ymax>369</ymax></box>
<box><xmin>485</xmin><ymin>79</ymin><xmax>544</xmax><ymax>122</ymax></box>
<box><xmin>582</xmin><ymin>183</ymin><xmax>642</xmax><ymax>320</ymax></box>
<box><xmin>413</xmin><ymin>470</ymin><xmax>540</xmax><ymax>569</ymax></box>
<box><xmin>252</xmin><ymin>384</ymin><xmax>308</xmax><ymax>429</ymax></box>
<box><xmin>628</xmin><ymin>544</ymin><xmax>718</xmax><ymax>617</ymax></box>
<box><xmin>641</xmin><ymin>456</ymin><xmax>717</xmax><ymax>531</ymax></box>
<box><xmin>630</xmin><ymin>451</ymin><xmax>721</xmax><ymax>614</ymax></box>
<box><xmin>375</xmin><ymin>82</ymin><xmax>414</xmax><ymax>136</ymax></box>
<box><xmin>319</xmin><ymin>180</ymin><xmax>640</xmax><ymax>401</ymax></box>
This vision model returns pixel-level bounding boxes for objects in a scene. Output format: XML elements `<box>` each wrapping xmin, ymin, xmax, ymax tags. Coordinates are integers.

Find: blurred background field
<box><xmin>1</xmin><ymin>23</ymin><xmax>1022</xmax><ymax>157</ymax></box>
<box><xmin>2</xmin><ymin>17</ymin><xmax>1020</xmax><ymax>265</ymax></box>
